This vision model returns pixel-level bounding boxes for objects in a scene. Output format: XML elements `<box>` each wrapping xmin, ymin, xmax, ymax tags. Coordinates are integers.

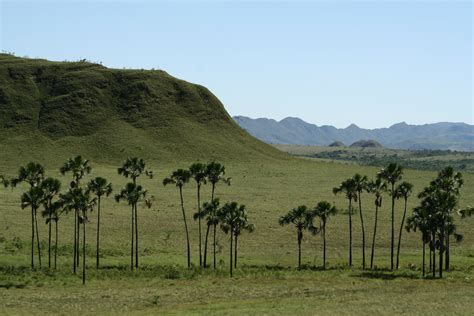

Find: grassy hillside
<box><xmin>1</xmin><ymin>55</ymin><xmax>473</xmax><ymax>314</ymax></box>
<box><xmin>0</xmin><ymin>54</ymin><xmax>284</xmax><ymax>167</ymax></box>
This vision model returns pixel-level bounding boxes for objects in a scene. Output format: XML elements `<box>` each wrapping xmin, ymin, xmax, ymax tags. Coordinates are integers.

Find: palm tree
<box><xmin>377</xmin><ymin>163</ymin><xmax>403</xmax><ymax>270</ymax></box>
<box><xmin>44</xmin><ymin>201</ymin><xmax>63</xmax><ymax>270</ymax></box>
<box><xmin>59</xmin><ymin>187</ymin><xmax>86</xmax><ymax>273</ymax></box>
<box><xmin>278</xmin><ymin>205</ymin><xmax>317</xmax><ymax>268</ymax></box>
<box><xmin>60</xmin><ymin>156</ymin><xmax>92</xmax><ymax>187</ymax></box>
<box><xmin>40</xmin><ymin>177</ymin><xmax>61</xmax><ymax>268</ymax></box>
<box><xmin>87</xmin><ymin>177</ymin><xmax>113</xmax><ymax>268</ymax></box>
<box><xmin>163</xmin><ymin>169</ymin><xmax>192</xmax><ymax>268</ymax></box>
<box><xmin>21</xmin><ymin>186</ymin><xmax>45</xmax><ymax>270</ymax></box>
<box><xmin>117</xmin><ymin>157</ymin><xmax>152</xmax><ymax>269</ymax></box>
<box><xmin>60</xmin><ymin>156</ymin><xmax>91</xmax><ymax>268</ymax></box>
<box><xmin>115</xmin><ymin>182</ymin><xmax>151</xmax><ymax>270</ymax></box>
<box><xmin>218</xmin><ymin>202</ymin><xmax>253</xmax><ymax>276</ymax></box>
<box><xmin>189</xmin><ymin>162</ymin><xmax>207</xmax><ymax>269</ymax></box>
<box><xmin>353</xmin><ymin>173</ymin><xmax>368</xmax><ymax>269</ymax></box>
<box><xmin>366</xmin><ymin>178</ymin><xmax>387</xmax><ymax>269</ymax></box>
<box><xmin>333</xmin><ymin>178</ymin><xmax>357</xmax><ymax>266</ymax></box>
<box><xmin>13</xmin><ymin>162</ymin><xmax>45</xmax><ymax>268</ymax></box>
<box><xmin>232</xmin><ymin>206</ymin><xmax>255</xmax><ymax>269</ymax></box>
<box><xmin>194</xmin><ymin>198</ymin><xmax>220</xmax><ymax>268</ymax></box>
<box><xmin>406</xmin><ymin>206</ymin><xmax>431</xmax><ymax>277</ymax></box>
<box><xmin>395</xmin><ymin>181</ymin><xmax>413</xmax><ymax>269</ymax></box>
<box><xmin>431</xmin><ymin>167</ymin><xmax>463</xmax><ymax>271</ymax></box>
<box><xmin>206</xmin><ymin>161</ymin><xmax>230</xmax><ymax>268</ymax></box>
<box><xmin>312</xmin><ymin>201</ymin><xmax>337</xmax><ymax>269</ymax></box>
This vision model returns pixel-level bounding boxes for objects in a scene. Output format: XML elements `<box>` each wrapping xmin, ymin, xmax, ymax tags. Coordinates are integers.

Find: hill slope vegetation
<box><xmin>0</xmin><ymin>54</ymin><xmax>284</xmax><ymax>167</ymax></box>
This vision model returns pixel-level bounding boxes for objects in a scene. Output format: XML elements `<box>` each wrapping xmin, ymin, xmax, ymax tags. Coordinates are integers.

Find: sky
<box><xmin>0</xmin><ymin>0</ymin><xmax>472</xmax><ymax>128</ymax></box>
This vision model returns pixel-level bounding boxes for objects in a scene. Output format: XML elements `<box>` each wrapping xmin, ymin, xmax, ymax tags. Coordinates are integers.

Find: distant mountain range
<box><xmin>233</xmin><ymin>116</ymin><xmax>474</xmax><ymax>152</ymax></box>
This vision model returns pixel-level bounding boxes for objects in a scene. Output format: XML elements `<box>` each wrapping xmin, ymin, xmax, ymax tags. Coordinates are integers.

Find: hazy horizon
<box><xmin>234</xmin><ymin>115</ymin><xmax>473</xmax><ymax>130</ymax></box>
<box><xmin>1</xmin><ymin>1</ymin><xmax>472</xmax><ymax>128</ymax></box>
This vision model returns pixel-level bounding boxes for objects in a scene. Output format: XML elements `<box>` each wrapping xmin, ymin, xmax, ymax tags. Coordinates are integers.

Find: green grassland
<box><xmin>1</xmin><ymin>158</ymin><xmax>473</xmax><ymax>315</ymax></box>
<box><xmin>276</xmin><ymin>144</ymin><xmax>474</xmax><ymax>173</ymax></box>
<box><xmin>1</xmin><ymin>55</ymin><xmax>473</xmax><ymax>315</ymax></box>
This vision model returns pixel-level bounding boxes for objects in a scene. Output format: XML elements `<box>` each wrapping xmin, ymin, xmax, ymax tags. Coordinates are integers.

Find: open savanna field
<box><xmin>1</xmin><ymin>154</ymin><xmax>473</xmax><ymax>315</ymax></box>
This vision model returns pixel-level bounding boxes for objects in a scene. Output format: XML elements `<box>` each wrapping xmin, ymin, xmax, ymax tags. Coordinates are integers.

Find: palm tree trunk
<box><xmin>76</xmin><ymin>212</ymin><xmax>80</xmax><ymax>267</ymax></box>
<box><xmin>73</xmin><ymin>210</ymin><xmax>77</xmax><ymax>273</ymax></box>
<box><xmin>439</xmin><ymin>227</ymin><xmax>444</xmax><ymax>278</ymax></box>
<box><xmin>55</xmin><ymin>220</ymin><xmax>58</xmax><ymax>270</ymax></box>
<box><xmin>432</xmin><ymin>233</ymin><xmax>436</xmax><ymax>278</ymax></box>
<box><xmin>297</xmin><ymin>229</ymin><xmax>302</xmax><ymax>268</ymax></box>
<box><xmin>204</xmin><ymin>223</ymin><xmax>210</xmax><ymax>268</ymax></box>
<box><xmin>230</xmin><ymin>227</ymin><xmax>233</xmax><ymax>277</ymax></box>
<box><xmin>349</xmin><ymin>198</ymin><xmax>352</xmax><ymax>267</ymax></box>
<box><xmin>135</xmin><ymin>203</ymin><xmax>139</xmax><ymax>270</ymax></box>
<box><xmin>396</xmin><ymin>198</ymin><xmax>408</xmax><ymax>269</ymax></box>
<box><xmin>445</xmin><ymin>233</ymin><xmax>450</xmax><ymax>271</ymax></box>
<box><xmin>197</xmin><ymin>184</ymin><xmax>202</xmax><ymax>269</ymax></box>
<box><xmin>34</xmin><ymin>209</ymin><xmax>42</xmax><ymax>268</ymax></box>
<box><xmin>391</xmin><ymin>183</ymin><xmax>395</xmax><ymax>271</ymax></box>
<box><xmin>370</xmin><ymin>204</ymin><xmax>379</xmax><ymax>270</ymax></box>
<box><xmin>130</xmin><ymin>204</ymin><xmax>134</xmax><ymax>271</ymax></box>
<box><xmin>31</xmin><ymin>206</ymin><xmax>35</xmax><ymax>270</ymax></box>
<box><xmin>48</xmin><ymin>206</ymin><xmax>52</xmax><ymax>268</ymax></box>
<box><xmin>82</xmin><ymin>212</ymin><xmax>86</xmax><ymax>285</ymax></box>
<box><xmin>234</xmin><ymin>234</ymin><xmax>238</xmax><ymax>269</ymax></box>
<box><xmin>180</xmin><ymin>187</ymin><xmax>191</xmax><ymax>268</ymax></box>
<box><xmin>96</xmin><ymin>196</ymin><xmax>101</xmax><ymax>268</ymax></box>
<box><xmin>422</xmin><ymin>239</ymin><xmax>425</xmax><ymax>277</ymax></box>
<box><xmin>213</xmin><ymin>224</ymin><xmax>217</xmax><ymax>269</ymax></box>
<box><xmin>323</xmin><ymin>220</ymin><xmax>326</xmax><ymax>269</ymax></box>
<box><xmin>358</xmin><ymin>192</ymin><xmax>366</xmax><ymax>269</ymax></box>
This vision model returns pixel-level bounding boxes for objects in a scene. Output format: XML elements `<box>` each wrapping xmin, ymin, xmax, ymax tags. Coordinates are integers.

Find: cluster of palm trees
<box><xmin>163</xmin><ymin>161</ymin><xmax>254</xmax><ymax>276</ymax></box>
<box><xmin>406</xmin><ymin>167</ymin><xmax>467</xmax><ymax>278</ymax></box>
<box><xmin>1</xmin><ymin>158</ymin><xmax>254</xmax><ymax>281</ymax></box>
<box><xmin>1</xmin><ymin>159</ymin><xmax>471</xmax><ymax>281</ymax></box>
<box><xmin>280</xmin><ymin>163</ymin><xmax>470</xmax><ymax>278</ymax></box>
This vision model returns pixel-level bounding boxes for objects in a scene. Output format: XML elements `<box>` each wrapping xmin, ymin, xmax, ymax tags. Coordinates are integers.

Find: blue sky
<box><xmin>1</xmin><ymin>0</ymin><xmax>472</xmax><ymax>128</ymax></box>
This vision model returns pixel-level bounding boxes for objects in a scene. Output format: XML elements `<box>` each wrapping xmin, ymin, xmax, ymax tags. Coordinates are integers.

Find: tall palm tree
<box><xmin>194</xmin><ymin>198</ymin><xmax>220</xmax><ymax>268</ymax></box>
<box><xmin>60</xmin><ymin>188</ymin><xmax>94</xmax><ymax>276</ymax></box>
<box><xmin>353</xmin><ymin>173</ymin><xmax>368</xmax><ymax>269</ymax></box>
<box><xmin>60</xmin><ymin>156</ymin><xmax>92</xmax><ymax>268</ymax></box>
<box><xmin>13</xmin><ymin>162</ymin><xmax>45</xmax><ymax>268</ymax></box>
<box><xmin>218</xmin><ymin>202</ymin><xmax>253</xmax><ymax>276</ymax></box>
<box><xmin>40</xmin><ymin>177</ymin><xmax>61</xmax><ymax>268</ymax></box>
<box><xmin>406</xmin><ymin>206</ymin><xmax>431</xmax><ymax>277</ymax></box>
<box><xmin>232</xmin><ymin>206</ymin><xmax>255</xmax><ymax>269</ymax></box>
<box><xmin>366</xmin><ymin>178</ymin><xmax>387</xmax><ymax>269</ymax></box>
<box><xmin>163</xmin><ymin>169</ymin><xmax>192</xmax><ymax>268</ymax></box>
<box><xmin>117</xmin><ymin>157</ymin><xmax>153</xmax><ymax>269</ymax></box>
<box><xmin>377</xmin><ymin>163</ymin><xmax>403</xmax><ymax>270</ymax></box>
<box><xmin>395</xmin><ymin>181</ymin><xmax>413</xmax><ymax>269</ymax></box>
<box><xmin>115</xmin><ymin>182</ymin><xmax>151</xmax><ymax>270</ymax></box>
<box><xmin>206</xmin><ymin>161</ymin><xmax>230</xmax><ymax>268</ymax></box>
<box><xmin>431</xmin><ymin>167</ymin><xmax>463</xmax><ymax>271</ymax></box>
<box><xmin>278</xmin><ymin>205</ymin><xmax>317</xmax><ymax>268</ymax></box>
<box><xmin>21</xmin><ymin>186</ymin><xmax>45</xmax><ymax>270</ymax></box>
<box><xmin>333</xmin><ymin>178</ymin><xmax>357</xmax><ymax>266</ymax></box>
<box><xmin>87</xmin><ymin>177</ymin><xmax>113</xmax><ymax>268</ymax></box>
<box><xmin>189</xmin><ymin>162</ymin><xmax>207</xmax><ymax>269</ymax></box>
<box><xmin>312</xmin><ymin>201</ymin><xmax>337</xmax><ymax>269</ymax></box>
<box><xmin>44</xmin><ymin>201</ymin><xmax>63</xmax><ymax>270</ymax></box>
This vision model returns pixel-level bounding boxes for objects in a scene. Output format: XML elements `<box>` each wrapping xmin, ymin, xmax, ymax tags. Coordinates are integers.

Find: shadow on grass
<box><xmin>353</xmin><ymin>270</ymin><xmax>421</xmax><ymax>280</ymax></box>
